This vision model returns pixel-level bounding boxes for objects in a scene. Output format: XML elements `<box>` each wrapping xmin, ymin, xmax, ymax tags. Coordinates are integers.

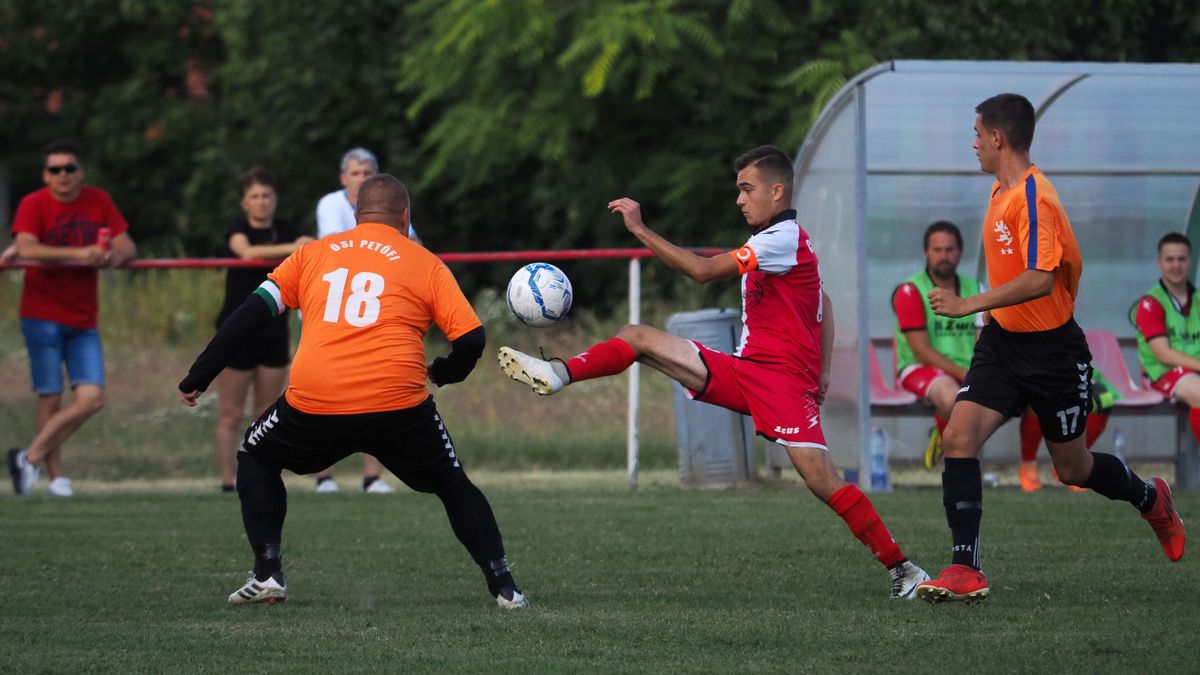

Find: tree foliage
<box><xmin>1</xmin><ymin>0</ymin><xmax>1197</xmax><ymax>302</ymax></box>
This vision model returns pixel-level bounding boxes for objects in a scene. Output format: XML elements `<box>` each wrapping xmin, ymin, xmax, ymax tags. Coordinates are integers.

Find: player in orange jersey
<box><xmin>178</xmin><ymin>174</ymin><xmax>527</xmax><ymax>609</ymax></box>
<box><xmin>915</xmin><ymin>94</ymin><xmax>1184</xmax><ymax>604</ymax></box>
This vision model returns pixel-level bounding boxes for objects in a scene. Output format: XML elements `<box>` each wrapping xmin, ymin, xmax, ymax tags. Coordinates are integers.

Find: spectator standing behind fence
<box><xmin>6</xmin><ymin>140</ymin><xmax>137</xmax><ymax>497</ymax></box>
<box><xmin>212</xmin><ymin>168</ymin><xmax>313</xmax><ymax>492</ymax></box>
<box><xmin>1132</xmin><ymin>232</ymin><xmax>1200</xmax><ymax>445</ymax></box>
<box><xmin>311</xmin><ymin>147</ymin><xmax>416</xmax><ymax>494</ymax></box>
<box><xmin>891</xmin><ymin>221</ymin><xmax>983</xmax><ymax>471</ymax></box>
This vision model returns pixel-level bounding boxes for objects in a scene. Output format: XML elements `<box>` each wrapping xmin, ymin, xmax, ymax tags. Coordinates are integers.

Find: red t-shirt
<box><xmin>11</xmin><ymin>186</ymin><xmax>130</xmax><ymax>329</ymax></box>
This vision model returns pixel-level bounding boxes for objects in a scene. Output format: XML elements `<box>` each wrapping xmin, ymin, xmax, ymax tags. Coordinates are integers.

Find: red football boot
<box><xmin>916</xmin><ymin>564</ymin><xmax>989</xmax><ymax>604</ymax></box>
<box><xmin>1143</xmin><ymin>477</ymin><xmax>1185</xmax><ymax>562</ymax></box>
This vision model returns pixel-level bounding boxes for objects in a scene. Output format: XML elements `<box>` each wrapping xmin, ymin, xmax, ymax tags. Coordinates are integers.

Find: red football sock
<box><xmin>1084</xmin><ymin>411</ymin><xmax>1109</xmax><ymax>450</ymax></box>
<box><xmin>935</xmin><ymin>415</ymin><xmax>948</xmax><ymax>435</ymax></box>
<box><xmin>564</xmin><ymin>337</ymin><xmax>637</xmax><ymax>383</ymax></box>
<box><xmin>1189</xmin><ymin>408</ymin><xmax>1200</xmax><ymax>444</ymax></box>
<box><xmin>1019</xmin><ymin>410</ymin><xmax>1041</xmax><ymax>463</ymax></box>
<box><xmin>827</xmin><ymin>485</ymin><xmax>904</xmax><ymax>568</ymax></box>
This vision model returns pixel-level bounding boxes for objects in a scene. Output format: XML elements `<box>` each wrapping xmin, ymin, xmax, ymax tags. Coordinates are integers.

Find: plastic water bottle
<box><xmin>869</xmin><ymin>428</ymin><xmax>892</xmax><ymax>492</ymax></box>
<box><xmin>1113</xmin><ymin>428</ymin><xmax>1128</xmax><ymax>463</ymax></box>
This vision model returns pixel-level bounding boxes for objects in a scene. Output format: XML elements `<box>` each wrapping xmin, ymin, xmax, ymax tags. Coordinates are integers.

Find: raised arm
<box><xmin>608</xmin><ymin>197</ymin><xmax>738</xmax><ymax>284</ymax></box>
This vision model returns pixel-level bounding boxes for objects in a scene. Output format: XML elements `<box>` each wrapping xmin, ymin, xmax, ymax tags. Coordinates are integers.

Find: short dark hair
<box><xmin>236</xmin><ymin>167</ymin><xmax>275</xmax><ymax>197</ymax></box>
<box><xmin>734</xmin><ymin>145</ymin><xmax>793</xmax><ymax>190</ymax></box>
<box><xmin>43</xmin><ymin>139</ymin><xmax>81</xmax><ymax>161</ymax></box>
<box><xmin>975</xmin><ymin>94</ymin><xmax>1035</xmax><ymax>152</ymax></box>
<box><xmin>924</xmin><ymin>220</ymin><xmax>963</xmax><ymax>252</ymax></box>
<box><xmin>1158</xmin><ymin>232</ymin><xmax>1192</xmax><ymax>254</ymax></box>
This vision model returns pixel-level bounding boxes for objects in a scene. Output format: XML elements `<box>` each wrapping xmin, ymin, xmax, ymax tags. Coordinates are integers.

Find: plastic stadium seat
<box><xmin>869</xmin><ymin>345</ymin><xmax>919</xmax><ymax>406</ymax></box>
<box><xmin>1084</xmin><ymin>329</ymin><xmax>1164</xmax><ymax>406</ymax></box>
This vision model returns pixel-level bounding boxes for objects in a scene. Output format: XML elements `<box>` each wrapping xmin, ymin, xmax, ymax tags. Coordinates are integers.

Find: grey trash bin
<box><xmin>666</xmin><ymin>308</ymin><xmax>757</xmax><ymax>486</ymax></box>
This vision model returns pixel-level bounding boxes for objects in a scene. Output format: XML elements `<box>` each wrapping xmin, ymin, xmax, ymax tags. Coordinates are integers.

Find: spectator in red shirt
<box><xmin>6</xmin><ymin>140</ymin><xmax>137</xmax><ymax>497</ymax></box>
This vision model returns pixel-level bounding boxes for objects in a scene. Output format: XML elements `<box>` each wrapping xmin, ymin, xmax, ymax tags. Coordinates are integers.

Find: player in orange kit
<box><xmin>178</xmin><ymin>174</ymin><xmax>526</xmax><ymax>609</ymax></box>
<box><xmin>915</xmin><ymin>94</ymin><xmax>1184</xmax><ymax>603</ymax></box>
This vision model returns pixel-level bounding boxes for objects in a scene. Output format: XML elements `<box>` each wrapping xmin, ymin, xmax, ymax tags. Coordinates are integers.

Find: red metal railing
<box><xmin>0</xmin><ymin>248</ymin><xmax>727</xmax><ymax>270</ymax></box>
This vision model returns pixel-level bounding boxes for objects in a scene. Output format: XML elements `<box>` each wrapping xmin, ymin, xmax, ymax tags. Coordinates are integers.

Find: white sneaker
<box><xmin>497</xmin><ymin>347</ymin><xmax>568</xmax><ymax>395</ymax></box>
<box><xmin>890</xmin><ymin>560</ymin><xmax>931</xmax><ymax>600</ymax></box>
<box><xmin>6</xmin><ymin>448</ymin><xmax>40</xmax><ymax>496</ymax></box>
<box><xmin>315</xmin><ymin>477</ymin><xmax>339</xmax><ymax>494</ymax></box>
<box><xmin>364</xmin><ymin>478</ymin><xmax>395</xmax><ymax>494</ymax></box>
<box><xmin>47</xmin><ymin>477</ymin><xmax>74</xmax><ymax>497</ymax></box>
<box><xmin>495</xmin><ymin>586</ymin><xmax>529</xmax><ymax>610</ymax></box>
<box><xmin>229</xmin><ymin>571</ymin><xmax>287</xmax><ymax>605</ymax></box>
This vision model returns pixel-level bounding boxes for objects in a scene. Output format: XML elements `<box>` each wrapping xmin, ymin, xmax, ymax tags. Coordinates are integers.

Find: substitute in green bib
<box><xmin>892</xmin><ymin>221</ymin><xmax>983</xmax><ymax>470</ymax></box>
<box><xmin>1132</xmin><ymin>232</ymin><xmax>1200</xmax><ymax>446</ymax></box>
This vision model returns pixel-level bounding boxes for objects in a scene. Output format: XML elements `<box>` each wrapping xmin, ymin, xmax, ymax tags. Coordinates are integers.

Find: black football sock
<box><xmin>236</xmin><ymin>452</ymin><xmax>288</xmax><ymax>580</ymax></box>
<box><xmin>434</xmin><ymin>474</ymin><xmax>509</xmax><ymax>593</ymax></box>
<box><xmin>1082</xmin><ymin>451</ymin><xmax>1156</xmax><ymax>514</ymax></box>
<box><xmin>253</xmin><ymin>543</ymin><xmax>282</xmax><ymax>582</ymax></box>
<box><xmin>484</xmin><ymin>557</ymin><xmax>518</xmax><ymax>597</ymax></box>
<box><xmin>363</xmin><ymin>475</ymin><xmax>379</xmax><ymax>490</ymax></box>
<box><xmin>943</xmin><ymin>457</ymin><xmax>983</xmax><ymax>569</ymax></box>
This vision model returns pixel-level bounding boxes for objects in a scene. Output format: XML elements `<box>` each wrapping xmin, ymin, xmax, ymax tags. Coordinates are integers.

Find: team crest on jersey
<box><xmin>993</xmin><ymin>220</ymin><xmax>1014</xmax><ymax>255</ymax></box>
<box><xmin>744</xmin><ymin>275</ymin><xmax>765</xmax><ymax>308</ymax></box>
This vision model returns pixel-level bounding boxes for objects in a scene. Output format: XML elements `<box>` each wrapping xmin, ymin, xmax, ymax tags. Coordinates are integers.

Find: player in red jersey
<box><xmin>498</xmin><ymin>145</ymin><xmax>929</xmax><ymax>599</ymax></box>
<box><xmin>916</xmin><ymin>94</ymin><xmax>1184</xmax><ymax>604</ymax></box>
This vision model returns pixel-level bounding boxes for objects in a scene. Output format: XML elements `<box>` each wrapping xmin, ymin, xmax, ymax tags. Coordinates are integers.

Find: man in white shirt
<box><xmin>316</xmin><ymin>147</ymin><xmax>420</xmax><ymax>243</ymax></box>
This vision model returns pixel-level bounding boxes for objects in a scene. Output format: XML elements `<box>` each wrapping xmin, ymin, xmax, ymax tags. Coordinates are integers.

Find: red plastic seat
<box><xmin>1084</xmin><ymin>329</ymin><xmax>1164</xmax><ymax>406</ymax></box>
<box><xmin>869</xmin><ymin>345</ymin><xmax>918</xmax><ymax>406</ymax></box>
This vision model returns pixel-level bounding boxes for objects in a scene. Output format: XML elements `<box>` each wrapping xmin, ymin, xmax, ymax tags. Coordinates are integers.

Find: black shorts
<box><xmin>239</xmin><ymin>395</ymin><xmax>464</xmax><ymax>493</ymax></box>
<box><xmin>957</xmin><ymin>317</ymin><xmax>1093</xmax><ymax>443</ymax></box>
<box><xmin>228</xmin><ymin>335</ymin><xmax>291</xmax><ymax>371</ymax></box>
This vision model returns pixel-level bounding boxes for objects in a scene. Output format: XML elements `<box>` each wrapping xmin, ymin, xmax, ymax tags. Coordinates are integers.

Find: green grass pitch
<box><xmin>2</xmin><ymin>473</ymin><xmax>1196</xmax><ymax>673</ymax></box>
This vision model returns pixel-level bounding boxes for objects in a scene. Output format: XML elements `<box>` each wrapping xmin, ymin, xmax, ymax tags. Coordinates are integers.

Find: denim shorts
<box><xmin>20</xmin><ymin>318</ymin><xmax>105</xmax><ymax>394</ymax></box>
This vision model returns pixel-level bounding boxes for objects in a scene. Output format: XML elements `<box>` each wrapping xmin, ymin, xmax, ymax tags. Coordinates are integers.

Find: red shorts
<box><xmin>898</xmin><ymin>365</ymin><xmax>960</xmax><ymax>400</ymax></box>
<box><xmin>685</xmin><ymin>341</ymin><xmax>827</xmax><ymax>450</ymax></box>
<box><xmin>1151</xmin><ymin>366</ymin><xmax>1199</xmax><ymax>400</ymax></box>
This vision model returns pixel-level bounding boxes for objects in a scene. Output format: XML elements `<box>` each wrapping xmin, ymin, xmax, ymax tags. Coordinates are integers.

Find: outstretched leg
<box><xmin>499</xmin><ymin>325</ymin><xmax>708</xmax><ymax>395</ymax></box>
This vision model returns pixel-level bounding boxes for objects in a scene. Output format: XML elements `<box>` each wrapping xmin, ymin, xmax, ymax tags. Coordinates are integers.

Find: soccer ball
<box><xmin>506</xmin><ymin>263</ymin><xmax>573</xmax><ymax>327</ymax></box>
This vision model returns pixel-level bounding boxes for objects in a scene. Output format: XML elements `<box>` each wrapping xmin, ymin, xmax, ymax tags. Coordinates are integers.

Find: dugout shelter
<box><xmin>791</xmin><ymin>60</ymin><xmax>1200</xmax><ymax>479</ymax></box>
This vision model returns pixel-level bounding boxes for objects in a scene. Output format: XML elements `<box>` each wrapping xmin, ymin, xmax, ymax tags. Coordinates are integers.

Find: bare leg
<box><xmin>216</xmin><ymin>369</ymin><xmax>255</xmax><ymax>488</ymax></box>
<box><xmin>35</xmin><ymin>395</ymin><xmax>63</xmax><ymax>479</ymax></box>
<box><xmin>786</xmin><ymin>445</ymin><xmax>845</xmax><ymax>502</ymax></box>
<box><xmin>925</xmin><ymin>376</ymin><xmax>960</xmax><ymax>422</ymax></box>
<box><xmin>613</xmin><ymin>324</ymin><xmax>709</xmax><ymax>392</ymax></box>
<box><xmin>24</xmin><ymin>385</ymin><xmax>104</xmax><ymax>465</ymax></box>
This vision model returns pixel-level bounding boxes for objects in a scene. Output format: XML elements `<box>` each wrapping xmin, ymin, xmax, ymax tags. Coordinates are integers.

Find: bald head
<box><xmin>355</xmin><ymin>173</ymin><xmax>411</xmax><ymax>231</ymax></box>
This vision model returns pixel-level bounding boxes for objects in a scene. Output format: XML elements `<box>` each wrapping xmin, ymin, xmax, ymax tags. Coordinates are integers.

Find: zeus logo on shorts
<box><xmin>246</xmin><ymin>409</ymin><xmax>280</xmax><ymax>446</ymax></box>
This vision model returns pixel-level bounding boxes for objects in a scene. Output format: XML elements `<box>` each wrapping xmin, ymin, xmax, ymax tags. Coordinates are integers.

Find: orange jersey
<box><xmin>982</xmin><ymin>165</ymin><xmax>1082</xmax><ymax>332</ymax></box>
<box><xmin>260</xmin><ymin>222</ymin><xmax>481</xmax><ymax>414</ymax></box>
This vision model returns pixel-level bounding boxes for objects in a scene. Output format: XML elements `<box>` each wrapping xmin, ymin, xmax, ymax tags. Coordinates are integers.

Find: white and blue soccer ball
<box><xmin>506</xmin><ymin>263</ymin><xmax>573</xmax><ymax>327</ymax></box>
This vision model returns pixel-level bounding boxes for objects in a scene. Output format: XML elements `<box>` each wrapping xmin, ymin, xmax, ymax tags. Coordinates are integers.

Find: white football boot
<box><xmin>889</xmin><ymin>560</ymin><xmax>931</xmax><ymax>600</ymax></box>
<box><xmin>495</xmin><ymin>586</ymin><xmax>529</xmax><ymax>610</ymax></box>
<box><xmin>229</xmin><ymin>571</ymin><xmax>287</xmax><ymax>605</ymax></box>
<box><xmin>497</xmin><ymin>347</ymin><xmax>568</xmax><ymax>395</ymax></box>
<box><xmin>6</xmin><ymin>448</ymin><xmax>40</xmax><ymax>496</ymax></box>
<box><xmin>315</xmin><ymin>477</ymin><xmax>339</xmax><ymax>494</ymax></box>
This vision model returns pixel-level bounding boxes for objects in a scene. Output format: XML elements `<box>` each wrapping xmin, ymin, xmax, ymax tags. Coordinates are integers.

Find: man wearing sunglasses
<box><xmin>6</xmin><ymin>140</ymin><xmax>137</xmax><ymax>497</ymax></box>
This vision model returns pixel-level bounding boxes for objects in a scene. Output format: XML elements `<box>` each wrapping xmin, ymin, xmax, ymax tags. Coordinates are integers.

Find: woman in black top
<box><xmin>213</xmin><ymin>168</ymin><xmax>312</xmax><ymax>491</ymax></box>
